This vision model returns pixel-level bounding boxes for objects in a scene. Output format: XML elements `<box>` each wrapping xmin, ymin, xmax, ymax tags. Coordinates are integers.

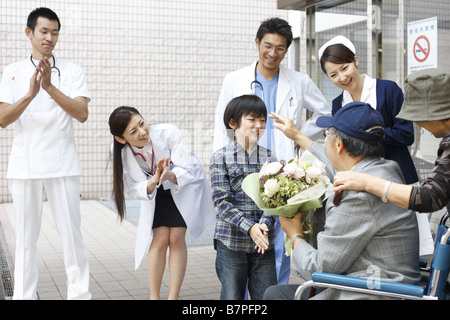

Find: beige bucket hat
<box><xmin>398</xmin><ymin>68</ymin><xmax>450</xmax><ymax>121</ymax></box>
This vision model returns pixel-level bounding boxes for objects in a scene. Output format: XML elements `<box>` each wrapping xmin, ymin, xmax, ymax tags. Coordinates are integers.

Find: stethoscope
<box><xmin>250</xmin><ymin>62</ymin><xmax>265</xmax><ymax>102</ymax></box>
<box><xmin>130</xmin><ymin>145</ymin><xmax>155</xmax><ymax>176</ymax></box>
<box><xmin>251</xmin><ymin>62</ymin><xmax>295</xmax><ymax>108</ymax></box>
<box><xmin>130</xmin><ymin>145</ymin><xmax>175</xmax><ymax>180</ymax></box>
<box><xmin>30</xmin><ymin>55</ymin><xmax>61</xmax><ymax>88</ymax></box>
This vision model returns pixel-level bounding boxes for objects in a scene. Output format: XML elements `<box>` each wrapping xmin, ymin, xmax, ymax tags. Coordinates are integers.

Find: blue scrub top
<box><xmin>254</xmin><ymin>70</ymin><xmax>279</xmax><ymax>153</ymax></box>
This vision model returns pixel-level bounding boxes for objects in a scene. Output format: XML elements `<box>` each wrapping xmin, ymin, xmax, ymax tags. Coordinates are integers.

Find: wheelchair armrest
<box><xmin>311</xmin><ymin>272</ymin><xmax>425</xmax><ymax>298</ymax></box>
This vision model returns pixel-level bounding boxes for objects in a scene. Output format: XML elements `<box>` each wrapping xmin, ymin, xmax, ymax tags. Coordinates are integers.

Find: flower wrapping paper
<box><xmin>241</xmin><ymin>150</ymin><xmax>330</xmax><ymax>255</ymax></box>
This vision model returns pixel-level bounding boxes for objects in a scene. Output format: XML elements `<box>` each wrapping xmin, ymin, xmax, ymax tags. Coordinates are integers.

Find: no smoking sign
<box><xmin>407</xmin><ymin>17</ymin><xmax>437</xmax><ymax>74</ymax></box>
<box><xmin>413</xmin><ymin>35</ymin><xmax>430</xmax><ymax>63</ymax></box>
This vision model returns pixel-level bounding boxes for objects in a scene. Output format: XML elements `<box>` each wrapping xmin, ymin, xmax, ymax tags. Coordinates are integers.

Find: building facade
<box><xmin>0</xmin><ymin>0</ymin><xmax>288</xmax><ymax>202</ymax></box>
<box><xmin>1</xmin><ymin>0</ymin><xmax>448</xmax><ymax>202</ymax></box>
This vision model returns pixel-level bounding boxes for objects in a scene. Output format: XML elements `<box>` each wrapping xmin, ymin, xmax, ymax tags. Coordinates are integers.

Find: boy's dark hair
<box><xmin>27</xmin><ymin>7</ymin><xmax>61</xmax><ymax>31</ymax></box>
<box><xmin>223</xmin><ymin>95</ymin><xmax>267</xmax><ymax>135</ymax></box>
<box><xmin>320</xmin><ymin>44</ymin><xmax>356</xmax><ymax>74</ymax></box>
<box><xmin>256</xmin><ymin>17</ymin><xmax>293</xmax><ymax>49</ymax></box>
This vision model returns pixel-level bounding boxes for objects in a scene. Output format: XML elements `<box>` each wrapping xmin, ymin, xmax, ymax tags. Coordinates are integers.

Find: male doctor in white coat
<box><xmin>212</xmin><ymin>17</ymin><xmax>330</xmax><ymax>285</ymax></box>
<box><xmin>0</xmin><ymin>7</ymin><xmax>91</xmax><ymax>299</ymax></box>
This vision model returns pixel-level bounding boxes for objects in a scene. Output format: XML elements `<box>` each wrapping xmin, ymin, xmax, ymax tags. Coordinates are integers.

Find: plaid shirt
<box><xmin>410</xmin><ymin>133</ymin><xmax>450</xmax><ymax>212</ymax></box>
<box><xmin>210</xmin><ymin>141</ymin><xmax>277</xmax><ymax>253</ymax></box>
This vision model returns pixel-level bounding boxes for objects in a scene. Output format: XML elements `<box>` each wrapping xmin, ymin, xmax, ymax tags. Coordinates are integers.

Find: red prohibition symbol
<box><xmin>413</xmin><ymin>35</ymin><xmax>430</xmax><ymax>63</ymax></box>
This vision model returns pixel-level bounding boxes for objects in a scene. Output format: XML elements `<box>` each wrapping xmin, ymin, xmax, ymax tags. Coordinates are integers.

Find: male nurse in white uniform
<box><xmin>0</xmin><ymin>7</ymin><xmax>91</xmax><ymax>300</ymax></box>
<box><xmin>213</xmin><ymin>18</ymin><xmax>330</xmax><ymax>285</ymax></box>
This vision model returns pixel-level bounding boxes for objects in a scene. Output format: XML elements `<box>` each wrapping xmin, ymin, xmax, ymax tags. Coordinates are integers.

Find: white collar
<box><xmin>130</xmin><ymin>141</ymin><xmax>152</xmax><ymax>155</ymax></box>
<box><xmin>342</xmin><ymin>74</ymin><xmax>377</xmax><ymax>108</ymax></box>
<box><xmin>360</xmin><ymin>74</ymin><xmax>376</xmax><ymax>102</ymax></box>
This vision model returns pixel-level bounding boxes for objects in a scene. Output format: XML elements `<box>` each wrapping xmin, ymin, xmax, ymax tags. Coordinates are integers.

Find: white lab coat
<box><xmin>0</xmin><ymin>57</ymin><xmax>90</xmax><ymax>179</ymax></box>
<box><xmin>119</xmin><ymin>123</ymin><xmax>216</xmax><ymax>269</ymax></box>
<box><xmin>213</xmin><ymin>62</ymin><xmax>331</xmax><ymax>162</ymax></box>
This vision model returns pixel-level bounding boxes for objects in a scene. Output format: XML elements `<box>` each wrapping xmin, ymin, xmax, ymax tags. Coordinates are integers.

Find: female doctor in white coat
<box><xmin>109</xmin><ymin>106</ymin><xmax>215</xmax><ymax>300</ymax></box>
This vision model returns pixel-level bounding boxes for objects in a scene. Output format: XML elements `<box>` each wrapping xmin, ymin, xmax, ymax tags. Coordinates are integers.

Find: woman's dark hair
<box><xmin>223</xmin><ymin>95</ymin><xmax>267</xmax><ymax>139</ymax></box>
<box><xmin>320</xmin><ymin>44</ymin><xmax>356</xmax><ymax>74</ymax></box>
<box><xmin>108</xmin><ymin>106</ymin><xmax>142</xmax><ymax>221</ymax></box>
<box><xmin>27</xmin><ymin>7</ymin><xmax>61</xmax><ymax>31</ymax></box>
<box><xmin>256</xmin><ymin>17</ymin><xmax>293</xmax><ymax>49</ymax></box>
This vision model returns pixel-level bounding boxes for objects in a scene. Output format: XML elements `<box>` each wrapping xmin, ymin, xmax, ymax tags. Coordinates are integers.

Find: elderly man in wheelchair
<box><xmin>264</xmin><ymin>103</ymin><xmax>422</xmax><ymax>300</ymax></box>
<box><xmin>264</xmin><ymin>69</ymin><xmax>450</xmax><ymax>300</ymax></box>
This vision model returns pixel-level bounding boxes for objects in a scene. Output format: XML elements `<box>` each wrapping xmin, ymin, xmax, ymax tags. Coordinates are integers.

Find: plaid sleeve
<box><xmin>210</xmin><ymin>151</ymin><xmax>255</xmax><ymax>234</ymax></box>
<box><xmin>259</xmin><ymin>214</ymin><xmax>276</xmax><ymax>229</ymax></box>
<box><xmin>409</xmin><ymin>136</ymin><xmax>450</xmax><ymax>212</ymax></box>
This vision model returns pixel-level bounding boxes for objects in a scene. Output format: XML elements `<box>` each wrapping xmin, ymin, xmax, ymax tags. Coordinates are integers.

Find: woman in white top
<box><xmin>108</xmin><ymin>106</ymin><xmax>215</xmax><ymax>299</ymax></box>
<box><xmin>318</xmin><ymin>35</ymin><xmax>418</xmax><ymax>185</ymax></box>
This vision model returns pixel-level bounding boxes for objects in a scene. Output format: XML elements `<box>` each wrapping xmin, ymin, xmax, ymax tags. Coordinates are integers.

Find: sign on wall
<box><xmin>407</xmin><ymin>17</ymin><xmax>437</xmax><ymax>75</ymax></box>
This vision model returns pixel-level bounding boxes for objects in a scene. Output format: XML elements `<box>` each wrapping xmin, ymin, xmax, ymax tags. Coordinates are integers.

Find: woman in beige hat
<box><xmin>333</xmin><ymin>69</ymin><xmax>450</xmax><ymax>213</ymax></box>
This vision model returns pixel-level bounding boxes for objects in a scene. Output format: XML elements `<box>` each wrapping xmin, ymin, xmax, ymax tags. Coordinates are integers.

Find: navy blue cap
<box><xmin>317</xmin><ymin>101</ymin><xmax>385</xmax><ymax>142</ymax></box>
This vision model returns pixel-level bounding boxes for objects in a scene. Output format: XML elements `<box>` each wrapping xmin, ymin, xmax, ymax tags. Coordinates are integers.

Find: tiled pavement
<box><xmin>0</xmin><ymin>200</ymin><xmax>302</xmax><ymax>300</ymax></box>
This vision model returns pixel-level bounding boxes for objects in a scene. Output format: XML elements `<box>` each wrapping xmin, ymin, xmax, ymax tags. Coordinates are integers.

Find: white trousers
<box><xmin>8</xmin><ymin>177</ymin><xmax>90</xmax><ymax>300</ymax></box>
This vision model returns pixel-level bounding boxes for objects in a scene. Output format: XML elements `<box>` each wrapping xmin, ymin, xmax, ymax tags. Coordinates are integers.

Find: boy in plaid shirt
<box><xmin>210</xmin><ymin>95</ymin><xmax>277</xmax><ymax>300</ymax></box>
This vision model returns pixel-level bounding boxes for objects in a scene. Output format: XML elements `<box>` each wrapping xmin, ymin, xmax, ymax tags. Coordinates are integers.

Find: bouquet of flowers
<box><xmin>242</xmin><ymin>150</ymin><xmax>330</xmax><ymax>255</ymax></box>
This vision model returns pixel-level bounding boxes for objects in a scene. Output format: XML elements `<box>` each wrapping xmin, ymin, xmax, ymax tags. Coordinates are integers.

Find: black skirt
<box><xmin>152</xmin><ymin>187</ymin><xmax>187</xmax><ymax>229</ymax></box>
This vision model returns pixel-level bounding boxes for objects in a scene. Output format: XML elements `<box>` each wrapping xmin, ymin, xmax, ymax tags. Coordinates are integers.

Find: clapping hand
<box><xmin>28</xmin><ymin>57</ymin><xmax>54</xmax><ymax>98</ymax></box>
<box><xmin>156</xmin><ymin>157</ymin><xmax>177</xmax><ymax>187</ymax></box>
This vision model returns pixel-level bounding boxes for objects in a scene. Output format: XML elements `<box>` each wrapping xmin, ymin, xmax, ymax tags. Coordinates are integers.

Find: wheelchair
<box><xmin>294</xmin><ymin>211</ymin><xmax>450</xmax><ymax>300</ymax></box>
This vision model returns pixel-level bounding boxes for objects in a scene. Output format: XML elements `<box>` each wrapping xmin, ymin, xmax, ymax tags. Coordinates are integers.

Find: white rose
<box><xmin>283</xmin><ymin>162</ymin><xmax>305</xmax><ymax>179</ymax></box>
<box><xmin>265</xmin><ymin>162</ymin><xmax>283</xmax><ymax>175</ymax></box>
<box><xmin>283</xmin><ymin>162</ymin><xmax>298</xmax><ymax>176</ymax></box>
<box><xmin>306</xmin><ymin>166</ymin><xmax>322</xmax><ymax>179</ymax></box>
<box><xmin>264</xmin><ymin>178</ymin><xmax>280</xmax><ymax>198</ymax></box>
<box><xmin>293</xmin><ymin>167</ymin><xmax>305</xmax><ymax>179</ymax></box>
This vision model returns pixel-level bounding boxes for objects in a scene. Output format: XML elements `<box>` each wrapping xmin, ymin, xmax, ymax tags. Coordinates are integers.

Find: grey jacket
<box><xmin>292</xmin><ymin>142</ymin><xmax>421</xmax><ymax>300</ymax></box>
